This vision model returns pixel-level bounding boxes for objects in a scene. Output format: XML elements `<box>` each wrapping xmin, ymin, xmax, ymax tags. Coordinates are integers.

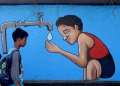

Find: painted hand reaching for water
<box><xmin>45</xmin><ymin>41</ymin><xmax>61</xmax><ymax>53</ymax></box>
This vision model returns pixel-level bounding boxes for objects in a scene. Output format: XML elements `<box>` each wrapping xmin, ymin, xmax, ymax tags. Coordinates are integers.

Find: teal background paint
<box><xmin>0</xmin><ymin>5</ymin><xmax>120</xmax><ymax>81</ymax></box>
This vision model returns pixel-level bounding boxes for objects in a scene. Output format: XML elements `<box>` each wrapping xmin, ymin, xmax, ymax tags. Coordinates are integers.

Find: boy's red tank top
<box><xmin>84</xmin><ymin>32</ymin><xmax>109</xmax><ymax>59</ymax></box>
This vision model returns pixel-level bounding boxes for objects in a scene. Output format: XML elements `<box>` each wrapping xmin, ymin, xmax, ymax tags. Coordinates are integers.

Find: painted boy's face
<box><xmin>20</xmin><ymin>36</ymin><xmax>27</xmax><ymax>47</ymax></box>
<box><xmin>57</xmin><ymin>24</ymin><xmax>80</xmax><ymax>45</ymax></box>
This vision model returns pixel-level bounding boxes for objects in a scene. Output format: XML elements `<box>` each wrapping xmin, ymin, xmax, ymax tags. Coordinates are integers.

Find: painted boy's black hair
<box><xmin>56</xmin><ymin>15</ymin><xmax>83</xmax><ymax>31</ymax></box>
<box><xmin>12</xmin><ymin>28</ymin><xmax>29</xmax><ymax>42</ymax></box>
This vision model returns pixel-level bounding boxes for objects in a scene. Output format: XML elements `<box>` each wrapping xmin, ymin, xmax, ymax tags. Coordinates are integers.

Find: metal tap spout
<box><xmin>38</xmin><ymin>13</ymin><xmax>52</xmax><ymax>31</ymax></box>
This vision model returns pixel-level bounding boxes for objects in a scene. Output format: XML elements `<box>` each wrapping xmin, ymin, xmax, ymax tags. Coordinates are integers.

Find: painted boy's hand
<box><xmin>45</xmin><ymin>41</ymin><xmax>61</xmax><ymax>53</ymax></box>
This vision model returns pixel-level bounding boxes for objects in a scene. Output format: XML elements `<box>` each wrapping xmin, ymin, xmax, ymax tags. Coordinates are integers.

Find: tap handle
<box><xmin>38</xmin><ymin>13</ymin><xmax>43</xmax><ymax>17</ymax></box>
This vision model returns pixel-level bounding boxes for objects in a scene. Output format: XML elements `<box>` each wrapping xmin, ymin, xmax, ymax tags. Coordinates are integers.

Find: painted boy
<box><xmin>45</xmin><ymin>15</ymin><xmax>115</xmax><ymax>80</ymax></box>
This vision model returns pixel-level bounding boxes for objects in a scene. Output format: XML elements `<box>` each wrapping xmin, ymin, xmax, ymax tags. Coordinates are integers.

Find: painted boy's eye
<box><xmin>63</xmin><ymin>30</ymin><xmax>68</xmax><ymax>34</ymax></box>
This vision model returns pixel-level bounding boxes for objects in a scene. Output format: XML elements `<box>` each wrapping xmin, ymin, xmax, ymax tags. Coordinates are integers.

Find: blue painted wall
<box><xmin>0</xmin><ymin>5</ymin><xmax>120</xmax><ymax>81</ymax></box>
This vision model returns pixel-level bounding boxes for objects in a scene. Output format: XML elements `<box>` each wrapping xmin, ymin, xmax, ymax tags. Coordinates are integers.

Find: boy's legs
<box><xmin>9</xmin><ymin>82</ymin><xmax>24</xmax><ymax>86</ymax></box>
<box><xmin>85</xmin><ymin>59</ymin><xmax>102</xmax><ymax>80</ymax></box>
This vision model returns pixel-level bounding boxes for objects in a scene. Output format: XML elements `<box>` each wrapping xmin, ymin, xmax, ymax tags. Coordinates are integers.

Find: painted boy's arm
<box><xmin>45</xmin><ymin>41</ymin><xmax>88</xmax><ymax>68</ymax></box>
<box><xmin>58</xmin><ymin>46</ymin><xmax>87</xmax><ymax>68</ymax></box>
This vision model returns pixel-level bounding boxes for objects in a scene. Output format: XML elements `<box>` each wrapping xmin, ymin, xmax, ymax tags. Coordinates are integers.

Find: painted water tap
<box><xmin>0</xmin><ymin>13</ymin><xmax>53</xmax><ymax>54</ymax></box>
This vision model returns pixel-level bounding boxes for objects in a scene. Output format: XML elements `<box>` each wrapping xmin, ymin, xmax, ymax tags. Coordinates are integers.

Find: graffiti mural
<box><xmin>0</xmin><ymin>5</ymin><xmax>120</xmax><ymax>83</ymax></box>
<box><xmin>45</xmin><ymin>15</ymin><xmax>115</xmax><ymax>80</ymax></box>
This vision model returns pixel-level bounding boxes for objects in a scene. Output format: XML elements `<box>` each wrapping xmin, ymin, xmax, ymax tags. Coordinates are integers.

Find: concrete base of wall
<box><xmin>23</xmin><ymin>80</ymin><xmax>120</xmax><ymax>86</ymax></box>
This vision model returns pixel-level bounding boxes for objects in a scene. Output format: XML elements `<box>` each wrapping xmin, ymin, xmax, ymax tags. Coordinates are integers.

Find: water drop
<box><xmin>47</xmin><ymin>32</ymin><xmax>53</xmax><ymax>41</ymax></box>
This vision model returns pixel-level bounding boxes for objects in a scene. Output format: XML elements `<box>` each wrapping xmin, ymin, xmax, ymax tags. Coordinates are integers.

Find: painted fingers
<box><xmin>45</xmin><ymin>41</ymin><xmax>61</xmax><ymax>53</ymax></box>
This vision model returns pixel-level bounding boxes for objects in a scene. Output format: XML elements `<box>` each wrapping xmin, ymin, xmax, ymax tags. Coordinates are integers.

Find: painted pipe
<box><xmin>0</xmin><ymin>13</ymin><xmax>53</xmax><ymax>54</ymax></box>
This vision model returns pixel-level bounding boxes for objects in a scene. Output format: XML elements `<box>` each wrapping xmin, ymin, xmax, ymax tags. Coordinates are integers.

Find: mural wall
<box><xmin>0</xmin><ymin>5</ymin><xmax>120</xmax><ymax>81</ymax></box>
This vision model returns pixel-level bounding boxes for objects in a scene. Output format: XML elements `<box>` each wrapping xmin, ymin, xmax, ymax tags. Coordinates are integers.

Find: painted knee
<box><xmin>86</xmin><ymin>60</ymin><xmax>101</xmax><ymax>80</ymax></box>
<box><xmin>87</xmin><ymin>61</ymin><xmax>96</xmax><ymax>80</ymax></box>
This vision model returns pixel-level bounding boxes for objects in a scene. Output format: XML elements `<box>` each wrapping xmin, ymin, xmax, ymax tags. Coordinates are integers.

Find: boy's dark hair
<box><xmin>56</xmin><ymin>15</ymin><xmax>83</xmax><ymax>31</ymax></box>
<box><xmin>12</xmin><ymin>28</ymin><xmax>29</xmax><ymax>42</ymax></box>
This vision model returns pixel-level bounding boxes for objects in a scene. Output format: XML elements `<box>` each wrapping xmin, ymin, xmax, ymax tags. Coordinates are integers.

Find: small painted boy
<box><xmin>9</xmin><ymin>28</ymin><xmax>28</xmax><ymax>86</ymax></box>
<box><xmin>46</xmin><ymin>15</ymin><xmax>115</xmax><ymax>80</ymax></box>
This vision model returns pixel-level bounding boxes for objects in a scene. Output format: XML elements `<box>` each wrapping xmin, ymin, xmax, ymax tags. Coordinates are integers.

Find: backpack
<box><xmin>0</xmin><ymin>49</ymin><xmax>18</xmax><ymax>86</ymax></box>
